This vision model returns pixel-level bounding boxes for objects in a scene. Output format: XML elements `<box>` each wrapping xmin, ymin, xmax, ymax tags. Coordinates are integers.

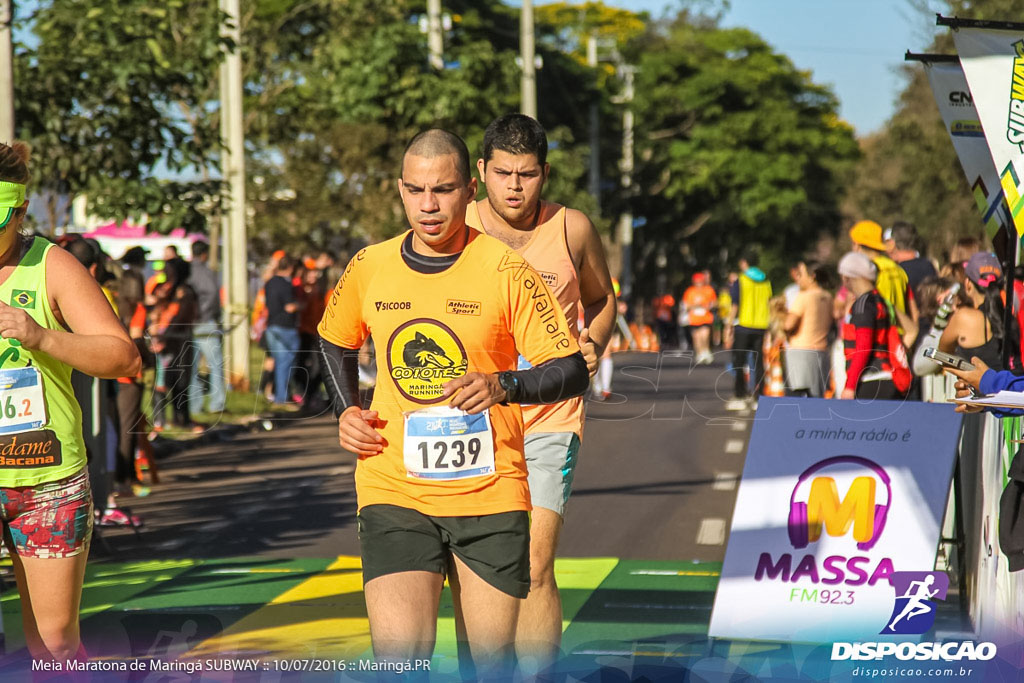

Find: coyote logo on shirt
<box><xmin>404</xmin><ymin>332</ymin><xmax>455</xmax><ymax>369</ymax></box>
<box><xmin>388</xmin><ymin>319</ymin><xmax>468</xmax><ymax>403</ymax></box>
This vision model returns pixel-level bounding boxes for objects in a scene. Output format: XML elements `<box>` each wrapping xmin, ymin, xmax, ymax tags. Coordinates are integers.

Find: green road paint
<box><xmin>2</xmin><ymin>555</ymin><xmax>725</xmax><ymax>666</ymax></box>
<box><xmin>562</xmin><ymin>559</ymin><xmax>722</xmax><ymax>656</ymax></box>
<box><xmin>2</xmin><ymin>559</ymin><xmax>197</xmax><ymax>652</ymax></box>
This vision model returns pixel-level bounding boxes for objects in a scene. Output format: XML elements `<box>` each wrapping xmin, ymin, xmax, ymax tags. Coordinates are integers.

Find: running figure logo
<box><xmin>881</xmin><ymin>571</ymin><xmax>949</xmax><ymax>635</ymax></box>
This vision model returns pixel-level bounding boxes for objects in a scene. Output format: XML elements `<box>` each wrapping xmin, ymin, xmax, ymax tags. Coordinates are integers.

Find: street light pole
<box><xmin>427</xmin><ymin>0</ymin><xmax>443</xmax><ymax>70</ymax></box>
<box><xmin>520</xmin><ymin>0</ymin><xmax>536</xmax><ymax>118</ymax></box>
<box><xmin>617</xmin><ymin>66</ymin><xmax>635</xmax><ymax>302</ymax></box>
<box><xmin>587</xmin><ymin>31</ymin><xmax>600</xmax><ymax>207</ymax></box>
<box><xmin>219</xmin><ymin>0</ymin><xmax>250</xmax><ymax>389</ymax></box>
<box><xmin>0</xmin><ymin>0</ymin><xmax>14</xmax><ymax>142</ymax></box>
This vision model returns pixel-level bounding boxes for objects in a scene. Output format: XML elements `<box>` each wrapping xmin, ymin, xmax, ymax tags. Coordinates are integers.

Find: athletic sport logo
<box><xmin>881</xmin><ymin>571</ymin><xmax>949</xmax><ymax>635</ymax></box>
<box><xmin>387</xmin><ymin>319</ymin><xmax>468</xmax><ymax>403</ymax></box>
<box><xmin>10</xmin><ymin>289</ymin><xmax>35</xmax><ymax>309</ymax></box>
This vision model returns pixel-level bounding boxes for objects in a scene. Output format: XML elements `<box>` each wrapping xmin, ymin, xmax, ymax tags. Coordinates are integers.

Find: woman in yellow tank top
<box><xmin>0</xmin><ymin>142</ymin><xmax>140</xmax><ymax>665</ymax></box>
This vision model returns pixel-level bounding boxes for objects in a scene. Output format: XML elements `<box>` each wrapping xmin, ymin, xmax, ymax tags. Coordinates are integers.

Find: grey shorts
<box><xmin>524</xmin><ymin>432</ymin><xmax>581</xmax><ymax>517</ymax></box>
<box><xmin>784</xmin><ymin>348</ymin><xmax>830</xmax><ymax>398</ymax></box>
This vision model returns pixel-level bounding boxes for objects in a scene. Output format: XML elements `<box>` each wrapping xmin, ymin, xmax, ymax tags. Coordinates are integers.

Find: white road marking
<box><xmin>601</xmin><ymin>603</ymin><xmax>711</xmax><ymax>611</ymax></box>
<box><xmin>713</xmin><ymin>472</ymin><xmax>738</xmax><ymax>491</ymax></box>
<box><xmin>696</xmin><ymin>518</ymin><xmax>727</xmax><ymax>545</ymax></box>
<box><xmin>724</xmin><ymin>439</ymin><xmax>744</xmax><ymax>454</ymax></box>
<box><xmin>629</xmin><ymin>569</ymin><xmax>720</xmax><ymax>577</ymax></box>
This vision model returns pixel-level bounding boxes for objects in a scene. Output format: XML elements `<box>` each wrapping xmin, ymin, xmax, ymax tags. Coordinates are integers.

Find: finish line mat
<box><xmin>0</xmin><ymin>558</ymin><xmax>990</xmax><ymax>681</ymax></box>
<box><xmin>0</xmin><ymin>557</ymin><xmax>719</xmax><ymax>666</ymax></box>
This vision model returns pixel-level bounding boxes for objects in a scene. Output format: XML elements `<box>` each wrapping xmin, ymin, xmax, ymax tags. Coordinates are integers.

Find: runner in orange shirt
<box><xmin>682</xmin><ymin>272</ymin><xmax>717</xmax><ymax>365</ymax></box>
<box><xmin>466</xmin><ymin>114</ymin><xmax>616</xmax><ymax>672</ymax></box>
<box><xmin>317</xmin><ymin>129</ymin><xmax>588</xmax><ymax>675</ymax></box>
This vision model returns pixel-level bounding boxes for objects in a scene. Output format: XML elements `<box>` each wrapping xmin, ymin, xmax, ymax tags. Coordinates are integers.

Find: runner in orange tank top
<box><xmin>466</xmin><ymin>114</ymin><xmax>617</xmax><ymax>674</ymax></box>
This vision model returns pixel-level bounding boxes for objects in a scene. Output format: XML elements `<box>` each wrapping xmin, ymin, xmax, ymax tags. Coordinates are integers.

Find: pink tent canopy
<box><xmin>84</xmin><ymin>222</ymin><xmax>189</xmax><ymax>240</ymax></box>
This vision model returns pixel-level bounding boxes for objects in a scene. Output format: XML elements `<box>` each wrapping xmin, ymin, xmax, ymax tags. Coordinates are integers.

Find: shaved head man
<box><xmin>318</xmin><ymin>128</ymin><xmax>590</xmax><ymax>676</ymax></box>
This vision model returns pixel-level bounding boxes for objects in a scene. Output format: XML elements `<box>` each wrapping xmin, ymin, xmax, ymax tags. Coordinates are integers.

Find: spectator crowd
<box><xmin>48</xmin><ymin>234</ymin><xmax>340</xmax><ymax>530</ymax></box>
<box><xmin>643</xmin><ymin>219</ymin><xmax>1020</xmax><ymax>410</ymax></box>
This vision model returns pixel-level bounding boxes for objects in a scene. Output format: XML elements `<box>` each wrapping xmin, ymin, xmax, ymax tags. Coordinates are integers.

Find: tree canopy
<box><xmin>11</xmin><ymin>0</ymin><xmax>860</xmax><ymax>297</ymax></box>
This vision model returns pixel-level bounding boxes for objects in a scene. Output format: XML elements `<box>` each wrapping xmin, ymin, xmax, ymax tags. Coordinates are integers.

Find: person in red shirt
<box><xmin>838</xmin><ymin>252</ymin><xmax>903</xmax><ymax>400</ymax></box>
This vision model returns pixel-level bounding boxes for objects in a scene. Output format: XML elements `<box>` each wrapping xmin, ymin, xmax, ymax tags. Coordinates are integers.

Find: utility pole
<box><xmin>219</xmin><ymin>0</ymin><xmax>249</xmax><ymax>390</ymax></box>
<box><xmin>520</xmin><ymin>0</ymin><xmax>536</xmax><ymax>118</ymax></box>
<box><xmin>427</xmin><ymin>0</ymin><xmax>443</xmax><ymax>70</ymax></box>
<box><xmin>0</xmin><ymin>0</ymin><xmax>14</xmax><ymax>142</ymax></box>
<box><xmin>617</xmin><ymin>66</ymin><xmax>636</xmax><ymax>302</ymax></box>
<box><xmin>587</xmin><ymin>31</ymin><xmax>600</xmax><ymax>206</ymax></box>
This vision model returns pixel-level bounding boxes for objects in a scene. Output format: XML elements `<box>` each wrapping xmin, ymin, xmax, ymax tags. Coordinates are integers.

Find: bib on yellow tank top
<box><xmin>0</xmin><ymin>237</ymin><xmax>87</xmax><ymax>487</ymax></box>
<box><xmin>466</xmin><ymin>200</ymin><xmax>585</xmax><ymax>438</ymax></box>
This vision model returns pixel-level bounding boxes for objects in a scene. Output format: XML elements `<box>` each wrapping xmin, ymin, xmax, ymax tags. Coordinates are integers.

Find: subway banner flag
<box><xmin>708</xmin><ymin>398</ymin><xmax>962</xmax><ymax>643</ymax></box>
<box><xmin>954</xmin><ymin>27</ymin><xmax>1024</xmax><ymax>237</ymax></box>
<box><xmin>923</xmin><ymin>60</ymin><xmax>1011</xmax><ymax>241</ymax></box>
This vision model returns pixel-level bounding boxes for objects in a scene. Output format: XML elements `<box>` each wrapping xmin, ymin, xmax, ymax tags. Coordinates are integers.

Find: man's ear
<box><xmin>542</xmin><ymin>163</ymin><xmax>550</xmax><ymax>181</ymax></box>
<box><xmin>476</xmin><ymin>158</ymin><xmax>486</xmax><ymax>182</ymax></box>
<box><xmin>466</xmin><ymin>177</ymin><xmax>477</xmax><ymax>198</ymax></box>
<box><xmin>397</xmin><ymin>178</ymin><xmax>405</xmax><ymax>200</ymax></box>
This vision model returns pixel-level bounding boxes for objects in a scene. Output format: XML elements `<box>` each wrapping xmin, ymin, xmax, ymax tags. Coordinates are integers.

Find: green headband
<box><xmin>0</xmin><ymin>181</ymin><xmax>26</xmax><ymax>231</ymax></box>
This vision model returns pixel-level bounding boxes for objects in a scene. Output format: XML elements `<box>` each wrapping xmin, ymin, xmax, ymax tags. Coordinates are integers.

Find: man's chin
<box><xmin>491</xmin><ymin>204</ymin><xmax>534</xmax><ymax>226</ymax></box>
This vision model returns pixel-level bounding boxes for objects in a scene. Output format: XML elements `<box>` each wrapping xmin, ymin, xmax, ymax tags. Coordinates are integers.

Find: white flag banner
<box><xmin>954</xmin><ymin>27</ymin><xmax>1024</xmax><ymax>236</ymax></box>
<box><xmin>924</xmin><ymin>60</ymin><xmax>1010</xmax><ymax>240</ymax></box>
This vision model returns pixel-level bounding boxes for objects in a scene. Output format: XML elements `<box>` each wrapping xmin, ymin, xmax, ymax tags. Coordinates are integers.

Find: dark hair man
<box><xmin>187</xmin><ymin>240</ymin><xmax>225</xmax><ymax>414</ymax></box>
<box><xmin>467</xmin><ymin>113</ymin><xmax>617</xmax><ymax>672</ymax></box>
<box><xmin>884</xmin><ymin>221</ymin><xmax>937</xmax><ymax>293</ymax></box>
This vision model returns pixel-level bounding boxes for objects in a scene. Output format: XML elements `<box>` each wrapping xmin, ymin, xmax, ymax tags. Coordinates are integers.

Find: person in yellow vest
<box><xmin>0</xmin><ymin>141</ymin><xmax>141</xmax><ymax>664</ymax></box>
<box><xmin>728</xmin><ymin>252</ymin><xmax>772</xmax><ymax>410</ymax></box>
<box><xmin>849</xmin><ymin>220</ymin><xmax>918</xmax><ymax>328</ymax></box>
<box><xmin>465</xmin><ymin>114</ymin><xmax>617</xmax><ymax>674</ymax></box>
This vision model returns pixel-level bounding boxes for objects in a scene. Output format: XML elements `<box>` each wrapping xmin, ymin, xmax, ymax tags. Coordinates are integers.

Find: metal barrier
<box><xmin>921</xmin><ymin>373</ymin><xmax>1024</xmax><ymax>640</ymax></box>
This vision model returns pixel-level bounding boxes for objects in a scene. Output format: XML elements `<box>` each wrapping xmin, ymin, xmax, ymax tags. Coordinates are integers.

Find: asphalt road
<box><xmin>98</xmin><ymin>351</ymin><xmax>753</xmax><ymax>564</ymax></box>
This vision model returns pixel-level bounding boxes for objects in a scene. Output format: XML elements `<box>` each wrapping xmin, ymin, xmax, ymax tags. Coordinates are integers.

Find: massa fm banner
<box><xmin>709</xmin><ymin>398</ymin><xmax>962</xmax><ymax>642</ymax></box>
<box><xmin>922</xmin><ymin>59</ymin><xmax>1011</xmax><ymax>241</ymax></box>
<box><xmin>951</xmin><ymin>23</ymin><xmax>1024</xmax><ymax>237</ymax></box>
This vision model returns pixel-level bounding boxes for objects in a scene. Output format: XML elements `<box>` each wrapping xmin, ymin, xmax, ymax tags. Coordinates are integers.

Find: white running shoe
<box><xmin>725</xmin><ymin>399</ymin><xmax>748</xmax><ymax>411</ymax></box>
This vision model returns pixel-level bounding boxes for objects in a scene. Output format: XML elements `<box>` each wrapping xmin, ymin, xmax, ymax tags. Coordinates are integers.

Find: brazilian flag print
<box><xmin>10</xmin><ymin>290</ymin><xmax>36</xmax><ymax>310</ymax></box>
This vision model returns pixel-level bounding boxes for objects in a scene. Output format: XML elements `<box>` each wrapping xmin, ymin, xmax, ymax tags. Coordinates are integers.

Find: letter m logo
<box><xmin>806</xmin><ymin>476</ymin><xmax>876</xmax><ymax>544</ymax></box>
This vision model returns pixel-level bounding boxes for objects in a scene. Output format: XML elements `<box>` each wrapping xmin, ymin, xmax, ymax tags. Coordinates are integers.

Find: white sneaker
<box><xmin>725</xmin><ymin>399</ymin><xmax>748</xmax><ymax>411</ymax></box>
<box><xmin>699</xmin><ymin>352</ymin><xmax>714</xmax><ymax>365</ymax></box>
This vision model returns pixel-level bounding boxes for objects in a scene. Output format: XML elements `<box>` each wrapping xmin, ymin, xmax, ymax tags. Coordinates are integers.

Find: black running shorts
<box><xmin>357</xmin><ymin>503</ymin><xmax>531</xmax><ymax>599</ymax></box>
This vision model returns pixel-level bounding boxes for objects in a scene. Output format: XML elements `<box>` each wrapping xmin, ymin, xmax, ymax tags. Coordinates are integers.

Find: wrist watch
<box><xmin>497</xmin><ymin>371</ymin><xmax>519</xmax><ymax>404</ymax></box>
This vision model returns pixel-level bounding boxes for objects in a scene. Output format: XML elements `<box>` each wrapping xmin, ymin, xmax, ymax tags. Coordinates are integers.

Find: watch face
<box><xmin>500</xmin><ymin>373</ymin><xmax>516</xmax><ymax>398</ymax></box>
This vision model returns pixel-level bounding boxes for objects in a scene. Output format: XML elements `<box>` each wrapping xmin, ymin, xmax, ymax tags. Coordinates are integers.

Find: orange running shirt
<box><xmin>318</xmin><ymin>229</ymin><xmax>580</xmax><ymax>517</ymax></box>
<box><xmin>466</xmin><ymin>201</ymin><xmax>584</xmax><ymax>437</ymax></box>
<box><xmin>683</xmin><ymin>285</ymin><xmax>717</xmax><ymax>327</ymax></box>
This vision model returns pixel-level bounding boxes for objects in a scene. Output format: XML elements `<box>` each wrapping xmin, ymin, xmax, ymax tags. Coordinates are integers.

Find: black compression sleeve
<box><xmin>318</xmin><ymin>336</ymin><xmax>362</xmax><ymax>418</ymax></box>
<box><xmin>506</xmin><ymin>351</ymin><xmax>589</xmax><ymax>405</ymax></box>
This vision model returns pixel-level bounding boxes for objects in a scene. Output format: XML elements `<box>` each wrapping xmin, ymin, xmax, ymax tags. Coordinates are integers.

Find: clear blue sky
<box><xmin>602</xmin><ymin>0</ymin><xmax>941</xmax><ymax>136</ymax></box>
